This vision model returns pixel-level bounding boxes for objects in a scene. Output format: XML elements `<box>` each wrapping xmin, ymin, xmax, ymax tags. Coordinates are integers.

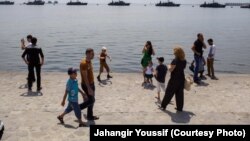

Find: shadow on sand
<box><xmin>98</xmin><ymin>79</ymin><xmax>112</xmax><ymax>87</ymax></box>
<box><xmin>20</xmin><ymin>91</ymin><xmax>43</xmax><ymax>97</ymax></box>
<box><xmin>162</xmin><ymin>109</ymin><xmax>195</xmax><ymax>123</ymax></box>
<box><xmin>19</xmin><ymin>84</ymin><xmax>28</xmax><ymax>89</ymax></box>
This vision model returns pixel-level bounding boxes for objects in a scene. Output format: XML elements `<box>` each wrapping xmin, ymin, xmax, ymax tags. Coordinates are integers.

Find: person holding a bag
<box><xmin>160</xmin><ymin>47</ymin><xmax>186</xmax><ymax>112</ymax></box>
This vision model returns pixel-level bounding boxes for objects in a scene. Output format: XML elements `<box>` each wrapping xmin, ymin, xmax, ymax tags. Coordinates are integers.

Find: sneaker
<box><xmin>37</xmin><ymin>87</ymin><xmax>42</xmax><ymax>92</ymax></box>
<box><xmin>107</xmin><ymin>75</ymin><xmax>113</xmax><ymax>79</ymax></box>
<box><xmin>211</xmin><ymin>76</ymin><xmax>218</xmax><ymax>80</ymax></box>
<box><xmin>97</xmin><ymin>75</ymin><xmax>101</xmax><ymax>82</ymax></box>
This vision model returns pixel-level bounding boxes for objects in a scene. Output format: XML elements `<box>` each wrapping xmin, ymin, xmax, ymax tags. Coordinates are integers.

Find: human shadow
<box><xmin>57</xmin><ymin>123</ymin><xmax>77</xmax><ymax>129</ymax></box>
<box><xmin>161</xmin><ymin>109</ymin><xmax>195</xmax><ymax>123</ymax></box>
<box><xmin>98</xmin><ymin>79</ymin><xmax>112</xmax><ymax>87</ymax></box>
<box><xmin>19</xmin><ymin>84</ymin><xmax>28</xmax><ymax>89</ymax></box>
<box><xmin>74</xmin><ymin>117</ymin><xmax>96</xmax><ymax>127</ymax></box>
<box><xmin>195</xmin><ymin>81</ymin><xmax>209</xmax><ymax>87</ymax></box>
<box><xmin>20</xmin><ymin>91</ymin><xmax>43</xmax><ymax>97</ymax></box>
<box><xmin>142</xmin><ymin>83</ymin><xmax>156</xmax><ymax>90</ymax></box>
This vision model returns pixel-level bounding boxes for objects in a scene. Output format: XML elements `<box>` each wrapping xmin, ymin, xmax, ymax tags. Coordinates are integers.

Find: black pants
<box><xmin>161</xmin><ymin>79</ymin><xmax>184</xmax><ymax>111</ymax></box>
<box><xmin>28</xmin><ymin>64</ymin><xmax>41</xmax><ymax>89</ymax></box>
<box><xmin>79</xmin><ymin>83</ymin><xmax>95</xmax><ymax>118</ymax></box>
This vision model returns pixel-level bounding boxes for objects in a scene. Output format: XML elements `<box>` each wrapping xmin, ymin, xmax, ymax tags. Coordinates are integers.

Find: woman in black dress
<box><xmin>160</xmin><ymin>47</ymin><xmax>186</xmax><ymax>112</ymax></box>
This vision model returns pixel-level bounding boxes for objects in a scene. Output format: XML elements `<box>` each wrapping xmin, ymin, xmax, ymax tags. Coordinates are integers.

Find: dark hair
<box><xmin>31</xmin><ymin>37</ymin><xmax>37</xmax><ymax>46</ymax></box>
<box><xmin>208</xmin><ymin>38</ymin><xmax>213</xmax><ymax>42</ymax></box>
<box><xmin>68</xmin><ymin>67</ymin><xmax>77</xmax><ymax>75</ymax></box>
<box><xmin>197</xmin><ymin>33</ymin><xmax>202</xmax><ymax>38</ymax></box>
<box><xmin>27</xmin><ymin>35</ymin><xmax>32</xmax><ymax>40</ymax></box>
<box><xmin>146</xmin><ymin>41</ymin><xmax>153</xmax><ymax>56</ymax></box>
<box><xmin>85</xmin><ymin>48</ymin><xmax>94</xmax><ymax>55</ymax></box>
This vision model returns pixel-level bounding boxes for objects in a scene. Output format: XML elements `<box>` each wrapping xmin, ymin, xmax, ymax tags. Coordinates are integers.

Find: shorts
<box><xmin>157</xmin><ymin>82</ymin><xmax>165</xmax><ymax>93</ymax></box>
<box><xmin>145</xmin><ymin>74</ymin><xmax>153</xmax><ymax>79</ymax></box>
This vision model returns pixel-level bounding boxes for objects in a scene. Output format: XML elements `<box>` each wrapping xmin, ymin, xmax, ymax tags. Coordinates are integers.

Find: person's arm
<box><xmin>80</xmin><ymin>63</ymin><xmax>94</xmax><ymax>96</ymax></box>
<box><xmin>106</xmin><ymin>54</ymin><xmax>112</xmax><ymax>61</ymax></box>
<box><xmin>152</xmin><ymin>48</ymin><xmax>155</xmax><ymax>56</ymax></box>
<box><xmin>142</xmin><ymin>46</ymin><xmax>146</xmax><ymax>53</ymax></box>
<box><xmin>21</xmin><ymin>50</ymin><xmax>29</xmax><ymax>65</ymax></box>
<box><xmin>21</xmin><ymin>39</ymin><xmax>26</xmax><ymax>50</ymax></box>
<box><xmin>168</xmin><ymin>64</ymin><xmax>176</xmax><ymax>72</ymax></box>
<box><xmin>203</xmin><ymin>57</ymin><xmax>206</xmax><ymax>66</ymax></box>
<box><xmin>39</xmin><ymin>48</ymin><xmax>44</xmax><ymax>66</ymax></box>
<box><xmin>79</xmin><ymin>88</ymin><xmax>88</xmax><ymax>101</ymax></box>
<box><xmin>202</xmin><ymin>41</ymin><xmax>207</xmax><ymax>49</ymax></box>
<box><xmin>99</xmin><ymin>54</ymin><xmax>105</xmax><ymax>60</ymax></box>
<box><xmin>191</xmin><ymin>45</ymin><xmax>201</xmax><ymax>56</ymax></box>
<box><xmin>61</xmin><ymin>90</ymin><xmax>67</xmax><ymax>106</ymax></box>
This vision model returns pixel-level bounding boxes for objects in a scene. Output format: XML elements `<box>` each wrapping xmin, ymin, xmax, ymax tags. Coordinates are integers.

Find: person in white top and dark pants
<box><xmin>207</xmin><ymin>38</ymin><xmax>217</xmax><ymax>79</ymax></box>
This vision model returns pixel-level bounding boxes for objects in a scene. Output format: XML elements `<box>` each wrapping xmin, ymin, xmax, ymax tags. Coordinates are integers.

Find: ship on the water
<box><xmin>25</xmin><ymin>0</ymin><xmax>45</xmax><ymax>5</ymax></box>
<box><xmin>0</xmin><ymin>0</ymin><xmax>14</xmax><ymax>5</ymax></box>
<box><xmin>66</xmin><ymin>1</ymin><xmax>87</xmax><ymax>5</ymax></box>
<box><xmin>155</xmin><ymin>1</ymin><xmax>180</xmax><ymax>7</ymax></box>
<box><xmin>200</xmin><ymin>0</ymin><xmax>226</xmax><ymax>8</ymax></box>
<box><xmin>108</xmin><ymin>0</ymin><xmax>130</xmax><ymax>6</ymax></box>
<box><xmin>240</xmin><ymin>4</ymin><xmax>250</xmax><ymax>8</ymax></box>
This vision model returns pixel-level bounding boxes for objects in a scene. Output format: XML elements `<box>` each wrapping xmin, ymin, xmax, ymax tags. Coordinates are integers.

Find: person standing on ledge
<box><xmin>160</xmin><ymin>47</ymin><xmax>186</xmax><ymax>112</ymax></box>
<box><xmin>97</xmin><ymin>46</ymin><xmax>112</xmax><ymax>82</ymax></box>
<box><xmin>191</xmin><ymin>33</ymin><xmax>206</xmax><ymax>84</ymax></box>
<box><xmin>22</xmin><ymin>37</ymin><xmax>44</xmax><ymax>92</ymax></box>
<box><xmin>79</xmin><ymin>48</ymin><xmax>99</xmax><ymax>120</ymax></box>
<box><xmin>141</xmin><ymin>41</ymin><xmax>155</xmax><ymax>85</ymax></box>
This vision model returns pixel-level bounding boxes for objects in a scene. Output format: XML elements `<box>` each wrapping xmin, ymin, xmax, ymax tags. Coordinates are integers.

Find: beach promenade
<box><xmin>0</xmin><ymin>71</ymin><xmax>249</xmax><ymax>140</ymax></box>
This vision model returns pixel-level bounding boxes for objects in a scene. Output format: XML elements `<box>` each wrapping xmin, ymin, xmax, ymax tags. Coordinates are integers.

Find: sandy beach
<box><xmin>0</xmin><ymin>71</ymin><xmax>250</xmax><ymax>140</ymax></box>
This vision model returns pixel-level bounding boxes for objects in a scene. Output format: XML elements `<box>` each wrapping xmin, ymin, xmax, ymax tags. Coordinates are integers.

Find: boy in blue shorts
<box><xmin>57</xmin><ymin>68</ymin><xmax>87</xmax><ymax>127</ymax></box>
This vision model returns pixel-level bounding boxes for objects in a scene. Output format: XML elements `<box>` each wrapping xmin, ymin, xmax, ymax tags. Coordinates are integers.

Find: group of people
<box><xmin>140</xmin><ymin>33</ymin><xmax>217</xmax><ymax>112</ymax></box>
<box><xmin>20</xmin><ymin>32</ymin><xmax>216</xmax><ymax>127</ymax></box>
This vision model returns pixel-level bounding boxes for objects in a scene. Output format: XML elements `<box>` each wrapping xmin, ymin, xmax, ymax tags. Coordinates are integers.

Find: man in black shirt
<box><xmin>22</xmin><ymin>37</ymin><xmax>44</xmax><ymax>91</ymax></box>
<box><xmin>191</xmin><ymin>33</ymin><xmax>206</xmax><ymax>84</ymax></box>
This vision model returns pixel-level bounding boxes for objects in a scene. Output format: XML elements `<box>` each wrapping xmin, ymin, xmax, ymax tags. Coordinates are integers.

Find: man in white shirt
<box><xmin>207</xmin><ymin>38</ymin><xmax>217</xmax><ymax>79</ymax></box>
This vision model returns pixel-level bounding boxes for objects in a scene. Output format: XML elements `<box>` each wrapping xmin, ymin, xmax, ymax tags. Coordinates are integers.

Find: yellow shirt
<box><xmin>80</xmin><ymin>58</ymin><xmax>94</xmax><ymax>84</ymax></box>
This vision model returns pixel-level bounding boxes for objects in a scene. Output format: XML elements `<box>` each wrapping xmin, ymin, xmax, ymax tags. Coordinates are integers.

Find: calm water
<box><xmin>0</xmin><ymin>4</ymin><xmax>250</xmax><ymax>73</ymax></box>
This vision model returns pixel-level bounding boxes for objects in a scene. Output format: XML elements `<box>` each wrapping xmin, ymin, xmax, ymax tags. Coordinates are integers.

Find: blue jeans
<box><xmin>194</xmin><ymin>55</ymin><xmax>201</xmax><ymax>81</ymax></box>
<box><xmin>65</xmin><ymin>101</ymin><xmax>81</xmax><ymax>120</ymax></box>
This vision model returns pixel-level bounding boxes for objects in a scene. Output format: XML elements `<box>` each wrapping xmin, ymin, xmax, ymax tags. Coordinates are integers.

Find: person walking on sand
<box><xmin>79</xmin><ymin>48</ymin><xmax>99</xmax><ymax>120</ymax></box>
<box><xmin>22</xmin><ymin>37</ymin><xmax>44</xmax><ymax>92</ymax></box>
<box><xmin>141</xmin><ymin>41</ymin><xmax>155</xmax><ymax>84</ymax></box>
<box><xmin>20</xmin><ymin>34</ymin><xmax>33</xmax><ymax>50</ymax></box>
<box><xmin>207</xmin><ymin>38</ymin><xmax>217</xmax><ymax>80</ymax></box>
<box><xmin>154</xmin><ymin>57</ymin><xmax>167</xmax><ymax>101</ymax></box>
<box><xmin>191</xmin><ymin>33</ymin><xmax>206</xmax><ymax>84</ymax></box>
<box><xmin>160</xmin><ymin>47</ymin><xmax>186</xmax><ymax>112</ymax></box>
<box><xmin>57</xmin><ymin>68</ymin><xmax>87</xmax><ymax>127</ymax></box>
<box><xmin>97</xmin><ymin>46</ymin><xmax>112</xmax><ymax>82</ymax></box>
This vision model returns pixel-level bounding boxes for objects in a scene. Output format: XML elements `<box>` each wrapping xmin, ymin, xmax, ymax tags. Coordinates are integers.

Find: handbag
<box><xmin>184</xmin><ymin>76</ymin><xmax>193</xmax><ymax>91</ymax></box>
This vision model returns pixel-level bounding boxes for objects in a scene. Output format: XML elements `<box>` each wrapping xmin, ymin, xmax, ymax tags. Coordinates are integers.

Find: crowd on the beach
<box><xmin>19</xmin><ymin>33</ymin><xmax>217</xmax><ymax>127</ymax></box>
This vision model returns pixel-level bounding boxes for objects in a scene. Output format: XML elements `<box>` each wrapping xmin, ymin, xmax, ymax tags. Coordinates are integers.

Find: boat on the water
<box><xmin>240</xmin><ymin>4</ymin><xmax>250</xmax><ymax>8</ymax></box>
<box><xmin>66</xmin><ymin>1</ymin><xmax>87</xmax><ymax>5</ymax></box>
<box><xmin>200</xmin><ymin>0</ymin><xmax>226</xmax><ymax>8</ymax></box>
<box><xmin>108</xmin><ymin>0</ymin><xmax>130</xmax><ymax>6</ymax></box>
<box><xmin>155</xmin><ymin>1</ymin><xmax>180</xmax><ymax>7</ymax></box>
<box><xmin>0</xmin><ymin>0</ymin><xmax>14</xmax><ymax>5</ymax></box>
<box><xmin>25</xmin><ymin>0</ymin><xmax>45</xmax><ymax>5</ymax></box>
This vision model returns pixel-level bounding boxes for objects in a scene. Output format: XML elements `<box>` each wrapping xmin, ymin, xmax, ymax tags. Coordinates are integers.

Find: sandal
<box><xmin>57</xmin><ymin>116</ymin><xmax>64</xmax><ymax>124</ymax></box>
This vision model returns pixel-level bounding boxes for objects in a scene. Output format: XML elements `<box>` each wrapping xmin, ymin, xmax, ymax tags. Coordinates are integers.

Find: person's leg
<box><xmin>193</xmin><ymin>56</ymin><xmax>200</xmax><ymax>82</ymax></box>
<box><xmin>175</xmin><ymin>84</ymin><xmax>184</xmax><ymax>111</ymax></box>
<box><xmin>104</xmin><ymin>62</ymin><xmax>112</xmax><ymax>78</ymax></box>
<box><xmin>160</xmin><ymin>83</ymin><xmax>165</xmax><ymax>100</ymax></box>
<box><xmin>87</xmin><ymin>84</ymin><xmax>98</xmax><ymax>120</ymax></box>
<box><xmin>79</xmin><ymin>84</ymin><xmax>94</xmax><ymax>110</ymax></box>
<box><xmin>211</xmin><ymin>58</ymin><xmax>215</xmax><ymax>78</ymax></box>
<box><xmin>71</xmin><ymin>102</ymin><xmax>86</xmax><ymax>126</ymax></box>
<box><xmin>35</xmin><ymin>64</ymin><xmax>41</xmax><ymax>90</ymax></box>
<box><xmin>57</xmin><ymin>102</ymin><xmax>73</xmax><ymax>124</ymax></box>
<box><xmin>97</xmin><ymin>63</ymin><xmax>104</xmax><ymax>81</ymax></box>
<box><xmin>161</xmin><ymin>81</ymin><xmax>175</xmax><ymax>109</ymax></box>
<box><xmin>207</xmin><ymin>58</ymin><xmax>211</xmax><ymax>77</ymax></box>
<box><xmin>28</xmin><ymin>65</ymin><xmax>35</xmax><ymax>90</ymax></box>
<box><xmin>156</xmin><ymin>82</ymin><xmax>161</xmax><ymax>99</ymax></box>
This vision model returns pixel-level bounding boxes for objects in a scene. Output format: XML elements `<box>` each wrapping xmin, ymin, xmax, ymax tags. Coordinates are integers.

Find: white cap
<box><xmin>102</xmin><ymin>46</ymin><xmax>107</xmax><ymax>50</ymax></box>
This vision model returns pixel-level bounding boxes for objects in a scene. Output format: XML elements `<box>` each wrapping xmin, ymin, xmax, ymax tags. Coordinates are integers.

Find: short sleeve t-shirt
<box><xmin>100</xmin><ymin>52</ymin><xmax>107</xmax><ymax>63</ymax></box>
<box><xmin>80</xmin><ymin>58</ymin><xmax>94</xmax><ymax>84</ymax></box>
<box><xmin>170</xmin><ymin>59</ymin><xmax>186</xmax><ymax>81</ymax></box>
<box><xmin>156</xmin><ymin>64</ymin><xmax>167</xmax><ymax>83</ymax></box>
<box><xmin>194</xmin><ymin>39</ymin><xmax>204</xmax><ymax>56</ymax></box>
<box><xmin>66</xmin><ymin>78</ymin><xmax>78</xmax><ymax>102</ymax></box>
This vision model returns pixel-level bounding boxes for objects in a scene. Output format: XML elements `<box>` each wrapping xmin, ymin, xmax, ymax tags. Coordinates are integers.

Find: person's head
<box><xmin>68</xmin><ymin>67</ymin><xmax>77</xmax><ymax>79</ymax></box>
<box><xmin>31</xmin><ymin>37</ymin><xmax>37</xmax><ymax>46</ymax></box>
<box><xmin>157</xmin><ymin>57</ymin><xmax>164</xmax><ymax>64</ymax></box>
<box><xmin>102</xmin><ymin>46</ymin><xmax>107</xmax><ymax>53</ymax></box>
<box><xmin>173</xmin><ymin>47</ymin><xmax>185</xmax><ymax>61</ymax></box>
<box><xmin>197</xmin><ymin>33</ymin><xmax>204</xmax><ymax>42</ymax></box>
<box><xmin>26</xmin><ymin>35</ymin><xmax>32</xmax><ymax>42</ymax></box>
<box><xmin>145</xmin><ymin>41</ymin><xmax>153</xmax><ymax>55</ymax></box>
<box><xmin>148</xmin><ymin>61</ymin><xmax>153</xmax><ymax>67</ymax></box>
<box><xmin>85</xmin><ymin>48</ymin><xmax>94</xmax><ymax>60</ymax></box>
<box><xmin>207</xmin><ymin>38</ymin><xmax>213</xmax><ymax>45</ymax></box>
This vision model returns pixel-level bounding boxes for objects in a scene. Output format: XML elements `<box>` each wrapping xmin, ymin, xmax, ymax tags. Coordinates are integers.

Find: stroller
<box><xmin>0</xmin><ymin>120</ymin><xmax>4</xmax><ymax>140</ymax></box>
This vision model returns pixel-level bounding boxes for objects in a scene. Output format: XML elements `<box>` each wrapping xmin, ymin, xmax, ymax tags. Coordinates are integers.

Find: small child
<box><xmin>97</xmin><ymin>46</ymin><xmax>112</xmax><ymax>82</ymax></box>
<box><xmin>207</xmin><ymin>38</ymin><xmax>217</xmax><ymax>79</ymax></box>
<box><xmin>57</xmin><ymin>68</ymin><xmax>87</xmax><ymax>127</ymax></box>
<box><xmin>154</xmin><ymin>57</ymin><xmax>167</xmax><ymax>101</ymax></box>
<box><xmin>189</xmin><ymin>56</ymin><xmax>206</xmax><ymax>80</ymax></box>
<box><xmin>144</xmin><ymin>61</ymin><xmax>154</xmax><ymax>85</ymax></box>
